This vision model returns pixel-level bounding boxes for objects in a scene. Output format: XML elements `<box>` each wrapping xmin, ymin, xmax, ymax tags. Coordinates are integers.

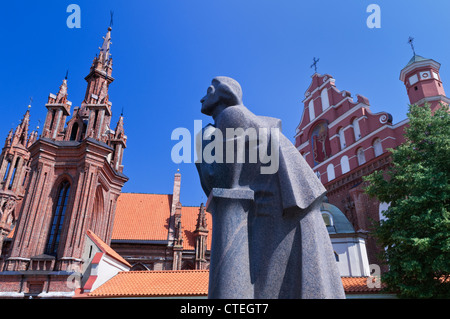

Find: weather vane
<box><xmin>408</xmin><ymin>36</ymin><xmax>416</xmax><ymax>56</ymax></box>
<box><xmin>110</xmin><ymin>10</ymin><xmax>114</xmax><ymax>28</ymax></box>
<box><xmin>311</xmin><ymin>57</ymin><xmax>320</xmax><ymax>73</ymax></box>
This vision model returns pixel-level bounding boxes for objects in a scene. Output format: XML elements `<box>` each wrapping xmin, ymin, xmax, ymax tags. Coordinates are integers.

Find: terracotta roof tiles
<box><xmin>86</xmin><ymin>270</ymin><xmax>209</xmax><ymax>298</ymax></box>
<box><xmin>81</xmin><ymin>270</ymin><xmax>384</xmax><ymax>298</ymax></box>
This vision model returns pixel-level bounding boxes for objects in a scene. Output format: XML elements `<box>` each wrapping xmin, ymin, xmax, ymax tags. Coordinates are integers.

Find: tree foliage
<box><xmin>364</xmin><ymin>104</ymin><xmax>450</xmax><ymax>298</ymax></box>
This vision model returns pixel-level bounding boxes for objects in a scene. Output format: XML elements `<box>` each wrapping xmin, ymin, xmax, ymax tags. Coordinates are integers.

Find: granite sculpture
<box><xmin>195</xmin><ymin>76</ymin><xmax>345</xmax><ymax>299</ymax></box>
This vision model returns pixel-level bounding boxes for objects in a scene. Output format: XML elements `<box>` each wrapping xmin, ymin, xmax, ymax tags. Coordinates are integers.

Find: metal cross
<box><xmin>408</xmin><ymin>36</ymin><xmax>416</xmax><ymax>56</ymax></box>
<box><xmin>311</xmin><ymin>57</ymin><xmax>320</xmax><ymax>73</ymax></box>
<box><xmin>65</xmin><ymin>69</ymin><xmax>69</xmax><ymax>80</ymax></box>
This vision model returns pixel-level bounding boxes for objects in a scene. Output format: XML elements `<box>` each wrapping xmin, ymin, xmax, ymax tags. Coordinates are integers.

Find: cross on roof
<box><xmin>408</xmin><ymin>36</ymin><xmax>416</xmax><ymax>56</ymax></box>
<box><xmin>110</xmin><ymin>10</ymin><xmax>114</xmax><ymax>28</ymax></box>
<box><xmin>311</xmin><ymin>57</ymin><xmax>320</xmax><ymax>73</ymax></box>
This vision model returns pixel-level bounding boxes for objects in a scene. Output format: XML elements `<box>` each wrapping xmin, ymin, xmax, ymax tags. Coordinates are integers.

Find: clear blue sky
<box><xmin>1</xmin><ymin>1</ymin><xmax>449</xmax><ymax>206</ymax></box>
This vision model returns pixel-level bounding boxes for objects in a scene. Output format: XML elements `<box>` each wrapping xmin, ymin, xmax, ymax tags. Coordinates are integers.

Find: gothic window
<box><xmin>338</xmin><ymin>128</ymin><xmax>346</xmax><ymax>150</ymax></box>
<box><xmin>308</xmin><ymin>100</ymin><xmax>315</xmax><ymax>121</ymax></box>
<box><xmin>49</xmin><ymin>110</ymin><xmax>56</xmax><ymax>130</ymax></box>
<box><xmin>321</xmin><ymin>89</ymin><xmax>330</xmax><ymax>111</ymax></box>
<box><xmin>8</xmin><ymin>158</ymin><xmax>19</xmax><ymax>190</ymax></box>
<box><xmin>70</xmin><ymin>122</ymin><xmax>79</xmax><ymax>141</ymax></box>
<box><xmin>353</xmin><ymin>118</ymin><xmax>361</xmax><ymax>141</ymax></box>
<box><xmin>311</xmin><ymin>122</ymin><xmax>331</xmax><ymax>166</ymax></box>
<box><xmin>340</xmin><ymin>155</ymin><xmax>350</xmax><ymax>174</ymax></box>
<box><xmin>45</xmin><ymin>180</ymin><xmax>70</xmax><ymax>256</ymax></box>
<box><xmin>90</xmin><ymin>187</ymin><xmax>104</xmax><ymax>236</ymax></box>
<box><xmin>373</xmin><ymin>138</ymin><xmax>383</xmax><ymax>157</ymax></box>
<box><xmin>357</xmin><ymin>148</ymin><xmax>366</xmax><ymax>165</ymax></box>
<box><xmin>327</xmin><ymin>163</ymin><xmax>335</xmax><ymax>182</ymax></box>
<box><xmin>3</xmin><ymin>161</ymin><xmax>11</xmax><ymax>182</ymax></box>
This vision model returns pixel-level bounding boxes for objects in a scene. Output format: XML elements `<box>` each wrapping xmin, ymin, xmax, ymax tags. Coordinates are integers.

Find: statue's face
<box><xmin>200</xmin><ymin>82</ymin><xmax>220</xmax><ymax>116</ymax></box>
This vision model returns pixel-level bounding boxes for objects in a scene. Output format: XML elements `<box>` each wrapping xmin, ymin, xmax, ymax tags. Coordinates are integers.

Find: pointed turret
<box><xmin>84</xmin><ymin>26</ymin><xmax>114</xmax><ymax>142</ymax></box>
<box><xmin>109</xmin><ymin>115</ymin><xmax>126</xmax><ymax>172</ymax></box>
<box><xmin>42</xmin><ymin>78</ymin><xmax>72</xmax><ymax>140</ymax></box>
<box><xmin>194</xmin><ymin>203</ymin><xmax>209</xmax><ymax>270</ymax></box>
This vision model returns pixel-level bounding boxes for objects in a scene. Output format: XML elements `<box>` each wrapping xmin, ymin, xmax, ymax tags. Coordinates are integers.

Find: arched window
<box><xmin>373</xmin><ymin>138</ymin><xmax>383</xmax><ymax>157</ymax></box>
<box><xmin>340</xmin><ymin>155</ymin><xmax>350</xmax><ymax>174</ymax></box>
<box><xmin>70</xmin><ymin>122</ymin><xmax>79</xmax><ymax>141</ymax></box>
<box><xmin>338</xmin><ymin>128</ymin><xmax>346</xmax><ymax>150</ymax></box>
<box><xmin>357</xmin><ymin>148</ymin><xmax>366</xmax><ymax>165</ymax></box>
<box><xmin>90</xmin><ymin>186</ymin><xmax>104</xmax><ymax>235</ymax></box>
<box><xmin>322</xmin><ymin>211</ymin><xmax>333</xmax><ymax>226</ymax></box>
<box><xmin>353</xmin><ymin>118</ymin><xmax>361</xmax><ymax>141</ymax></box>
<box><xmin>327</xmin><ymin>163</ymin><xmax>335</xmax><ymax>182</ymax></box>
<box><xmin>45</xmin><ymin>180</ymin><xmax>70</xmax><ymax>256</ymax></box>
<box><xmin>3</xmin><ymin>161</ymin><xmax>11</xmax><ymax>182</ymax></box>
<box><xmin>8</xmin><ymin>158</ymin><xmax>19</xmax><ymax>190</ymax></box>
<box><xmin>308</xmin><ymin>99</ymin><xmax>315</xmax><ymax>121</ymax></box>
<box><xmin>321</xmin><ymin>89</ymin><xmax>330</xmax><ymax>111</ymax></box>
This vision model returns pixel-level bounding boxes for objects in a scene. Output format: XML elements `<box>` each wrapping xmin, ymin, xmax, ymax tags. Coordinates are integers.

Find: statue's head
<box><xmin>200</xmin><ymin>76</ymin><xmax>243</xmax><ymax>117</ymax></box>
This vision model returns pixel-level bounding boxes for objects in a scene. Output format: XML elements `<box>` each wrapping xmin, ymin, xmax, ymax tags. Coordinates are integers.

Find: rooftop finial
<box><xmin>65</xmin><ymin>69</ymin><xmax>69</xmax><ymax>80</ymax></box>
<box><xmin>109</xmin><ymin>10</ymin><xmax>114</xmax><ymax>29</ymax></box>
<box><xmin>311</xmin><ymin>57</ymin><xmax>320</xmax><ymax>73</ymax></box>
<box><xmin>408</xmin><ymin>36</ymin><xmax>416</xmax><ymax>56</ymax></box>
<box><xmin>28</xmin><ymin>97</ymin><xmax>33</xmax><ymax>109</ymax></box>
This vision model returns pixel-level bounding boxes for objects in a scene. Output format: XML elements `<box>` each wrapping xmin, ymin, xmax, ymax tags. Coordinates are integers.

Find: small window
<box><xmin>357</xmin><ymin>148</ymin><xmax>366</xmax><ymax>165</ymax></box>
<box><xmin>322</xmin><ymin>211</ymin><xmax>333</xmax><ymax>226</ymax></box>
<box><xmin>327</xmin><ymin>164</ymin><xmax>335</xmax><ymax>182</ymax></box>
<box><xmin>373</xmin><ymin>138</ymin><xmax>383</xmax><ymax>157</ymax></box>
<box><xmin>353</xmin><ymin>118</ymin><xmax>361</xmax><ymax>141</ymax></box>
<box><xmin>341</xmin><ymin>155</ymin><xmax>350</xmax><ymax>174</ymax></box>
<box><xmin>3</xmin><ymin>161</ymin><xmax>11</xmax><ymax>182</ymax></box>
<box><xmin>414</xmin><ymin>86</ymin><xmax>418</xmax><ymax>91</ymax></box>
<box><xmin>308</xmin><ymin>100</ymin><xmax>315</xmax><ymax>121</ymax></box>
<box><xmin>338</xmin><ymin>128</ymin><xmax>346</xmax><ymax>150</ymax></box>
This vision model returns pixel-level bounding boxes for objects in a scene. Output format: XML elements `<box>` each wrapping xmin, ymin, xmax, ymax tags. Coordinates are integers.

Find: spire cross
<box><xmin>110</xmin><ymin>10</ymin><xmax>114</xmax><ymax>28</ymax></box>
<box><xmin>311</xmin><ymin>57</ymin><xmax>320</xmax><ymax>73</ymax></box>
<box><xmin>28</xmin><ymin>97</ymin><xmax>33</xmax><ymax>108</ymax></box>
<box><xmin>408</xmin><ymin>36</ymin><xmax>416</xmax><ymax>56</ymax></box>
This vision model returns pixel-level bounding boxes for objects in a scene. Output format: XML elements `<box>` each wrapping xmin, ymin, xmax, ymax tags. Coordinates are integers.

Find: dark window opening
<box><xmin>45</xmin><ymin>181</ymin><xmax>71</xmax><ymax>256</ymax></box>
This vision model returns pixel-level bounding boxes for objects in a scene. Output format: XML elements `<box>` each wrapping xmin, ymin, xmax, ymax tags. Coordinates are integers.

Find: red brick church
<box><xmin>0</xmin><ymin>24</ymin><xmax>446</xmax><ymax>298</ymax></box>
<box><xmin>295</xmin><ymin>52</ymin><xmax>449</xmax><ymax>267</ymax></box>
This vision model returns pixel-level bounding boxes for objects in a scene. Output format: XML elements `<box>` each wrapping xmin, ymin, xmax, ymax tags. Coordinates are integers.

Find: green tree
<box><xmin>364</xmin><ymin>103</ymin><xmax>450</xmax><ymax>298</ymax></box>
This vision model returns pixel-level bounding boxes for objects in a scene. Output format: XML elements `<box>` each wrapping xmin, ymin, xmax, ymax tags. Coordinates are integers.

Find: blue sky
<box><xmin>1</xmin><ymin>1</ymin><xmax>449</xmax><ymax>206</ymax></box>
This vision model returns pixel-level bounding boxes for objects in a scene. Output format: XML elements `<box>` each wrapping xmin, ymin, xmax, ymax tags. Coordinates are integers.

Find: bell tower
<box><xmin>400</xmin><ymin>54</ymin><xmax>450</xmax><ymax>111</ymax></box>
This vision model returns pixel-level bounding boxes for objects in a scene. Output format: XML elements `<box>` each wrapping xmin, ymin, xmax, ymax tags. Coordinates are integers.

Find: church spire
<box><xmin>83</xmin><ymin>25</ymin><xmax>115</xmax><ymax>142</ymax></box>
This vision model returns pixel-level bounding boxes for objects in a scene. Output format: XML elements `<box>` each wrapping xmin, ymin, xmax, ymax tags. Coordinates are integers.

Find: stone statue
<box><xmin>195</xmin><ymin>76</ymin><xmax>345</xmax><ymax>299</ymax></box>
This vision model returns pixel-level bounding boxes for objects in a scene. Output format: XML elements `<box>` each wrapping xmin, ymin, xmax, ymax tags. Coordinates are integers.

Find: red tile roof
<box><xmin>112</xmin><ymin>193</ymin><xmax>212</xmax><ymax>251</ymax></box>
<box><xmin>112</xmin><ymin>193</ymin><xmax>173</xmax><ymax>241</ymax></box>
<box><xmin>87</xmin><ymin>230</ymin><xmax>131</xmax><ymax>268</ymax></box>
<box><xmin>85</xmin><ymin>270</ymin><xmax>209</xmax><ymax>298</ymax></box>
<box><xmin>180</xmin><ymin>206</ymin><xmax>212</xmax><ymax>250</ymax></box>
<box><xmin>341</xmin><ymin>276</ymin><xmax>385</xmax><ymax>293</ymax></box>
<box><xmin>79</xmin><ymin>270</ymin><xmax>383</xmax><ymax>298</ymax></box>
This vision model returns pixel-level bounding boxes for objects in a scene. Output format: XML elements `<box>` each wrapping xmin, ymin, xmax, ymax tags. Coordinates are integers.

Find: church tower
<box><xmin>400</xmin><ymin>54</ymin><xmax>450</xmax><ymax>111</ymax></box>
<box><xmin>2</xmin><ymin>25</ymin><xmax>128</xmax><ymax>297</ymax></box>
<box><xmin>0</xmin><ymin>107</ymin><xmax>36</xmax><ymax>257</ymax></box>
